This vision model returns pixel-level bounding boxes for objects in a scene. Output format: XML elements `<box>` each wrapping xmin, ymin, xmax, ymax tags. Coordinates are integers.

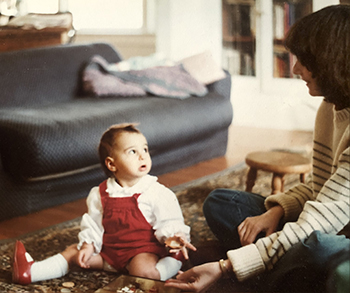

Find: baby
<box><xmin>13</xmin><ymin>123</ymin><xmax>196</xmax><ymax>285</ymax></box>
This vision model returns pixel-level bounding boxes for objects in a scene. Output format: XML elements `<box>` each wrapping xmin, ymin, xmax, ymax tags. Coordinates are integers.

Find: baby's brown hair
<box><xmin>98</xmin><ymin>123</ymin><xmax>141</xmax><ymax>177</ymax></box>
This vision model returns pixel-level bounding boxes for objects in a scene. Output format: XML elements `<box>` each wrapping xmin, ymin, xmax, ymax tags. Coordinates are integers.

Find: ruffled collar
<box><xmin>106</xmin><ymin>174</ymin><xmax>158</xmax><ymax>197</ymax></box>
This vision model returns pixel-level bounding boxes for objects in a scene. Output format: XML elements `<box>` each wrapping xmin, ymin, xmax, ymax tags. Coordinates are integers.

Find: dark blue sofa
<box><xmin>0</xmin><ymin>43</ymin><xmax>233</xmax><ymax>221</ymax></box>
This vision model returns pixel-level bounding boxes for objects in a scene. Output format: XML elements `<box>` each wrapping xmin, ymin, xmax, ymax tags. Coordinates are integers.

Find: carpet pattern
<box><xmin>0</xmin><ymin>164</ymin><xmax>301</xmax><ymax>293</ymax></box>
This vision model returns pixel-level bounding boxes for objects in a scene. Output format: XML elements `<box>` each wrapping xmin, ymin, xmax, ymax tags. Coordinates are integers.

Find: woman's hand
<box><xmin>77</xmin><ymin>242</ymin><xmax>94</xmax><ymax>268</ymax></box>
<box><xmin>238</xmin><ymin>205</ymin><xmax>284</xmax><ymax>246</ymax></box>
<box><xmin>165</xmin><ymin>261</ymin><xmax>223</xmax><ymax>292</ymax></box>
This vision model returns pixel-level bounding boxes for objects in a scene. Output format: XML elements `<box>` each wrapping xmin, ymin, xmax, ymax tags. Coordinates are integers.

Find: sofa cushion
<box><xmin>0</xmin><ymin>43</ymin><xmax>122</xmax><ymax>109</ymax></box>
<box><xmin>0</xmin><ymin>93</ymin><xmax>232</xmax><ymax>180</ymax></box>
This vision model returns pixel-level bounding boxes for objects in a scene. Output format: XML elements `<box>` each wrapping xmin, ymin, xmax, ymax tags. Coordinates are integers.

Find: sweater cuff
<box><xmin>227</xmin><ymin>244</ymin><xmax>265</xmax><ymax>282</ymax></box>
<box><xmin>265</xmin><ymin>194</ymin><xmax>301</xmax><ymax>222</ymax></box>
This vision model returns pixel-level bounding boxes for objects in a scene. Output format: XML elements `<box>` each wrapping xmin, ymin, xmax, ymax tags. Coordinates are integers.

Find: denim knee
<box><xmin>302</xmin><ymin>231</ymin><xmax>350</xmax><ymax>266</ymax></box>
<box><xmin>262</xmin><ymin>231</ymin><xmax>350</xmax><ymax>292</ymax></box>
<box><xmin>203</xmin><ymin>189</ymin><xmax>267</xmax><ymax>248</ymax></box>
<box><xmin>203</xmin><ymin>188</ymin><xmax>266</xmax><ymax>222</ymax></box>
<box><xmin>203</xmin><ymin>188</ymin><xmax>239</xmax><ymax>218</ymax></box>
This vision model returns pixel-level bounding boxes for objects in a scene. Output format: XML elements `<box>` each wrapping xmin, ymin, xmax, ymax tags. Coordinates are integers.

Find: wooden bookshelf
<box><xmin>272</xmin><ymin>0</ymin><xmax>312</xmax><ymax>78</ymax></box>
<box><xmin>222</xmin><ymin>0</ymin><xmax>256</xmax><ymax>76</ymax></box>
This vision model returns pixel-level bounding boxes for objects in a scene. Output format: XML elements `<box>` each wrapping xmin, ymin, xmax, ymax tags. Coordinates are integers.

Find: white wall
<box><xmin>230</xmin><ymin>76</ymin><xmax>323</xmax><ymax>130</ymax></box>
<box><xmin>155</xmin><ymin>0</ymin><xmax>222</xmax><ymax>63</ymax></box>
<box><xmin>74</xmin><ymin>34</ymin><xmax>156</xmax><ymax>59</ymax></box>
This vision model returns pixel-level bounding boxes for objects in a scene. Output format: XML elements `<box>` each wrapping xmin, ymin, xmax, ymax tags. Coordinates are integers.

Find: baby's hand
<box><xmin>77</xmin><ymin>242</ymin><xmax>94</xmax><ymax>268</ymax></box>
<box><xmin>165</xmin><ymin>233</ymin><xmax>197</xmax><ymax>260</ymax></box>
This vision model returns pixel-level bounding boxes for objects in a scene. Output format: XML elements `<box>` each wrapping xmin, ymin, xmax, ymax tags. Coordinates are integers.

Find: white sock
<box><xmin>155</xmin><ymin>256</ymin><xmax>182</xmax><ymax>281</ymax></box>
<box><xmin>31</xmin><ymin>253</ymin><xmax>69</xmax><ymax>282</ymax></box>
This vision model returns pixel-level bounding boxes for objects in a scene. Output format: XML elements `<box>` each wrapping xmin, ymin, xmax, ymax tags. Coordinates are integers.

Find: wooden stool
<box><xmin>245</xmin><ymin>151</ymin><xmax>312</xmax><ymax>194</ymax></box>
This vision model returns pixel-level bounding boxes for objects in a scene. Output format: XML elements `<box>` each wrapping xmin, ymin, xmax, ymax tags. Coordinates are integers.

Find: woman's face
<box><xmin>292</xmin><ymin>59</ymin><xmax>322</xmax><ymax>97</ymax></box>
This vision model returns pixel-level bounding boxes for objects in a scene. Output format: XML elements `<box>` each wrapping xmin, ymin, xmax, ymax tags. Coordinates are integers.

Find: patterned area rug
<box><xmin>0</xmin><ymin>163</ymin><xmax>301</xmax><ymax>293</ymax></box>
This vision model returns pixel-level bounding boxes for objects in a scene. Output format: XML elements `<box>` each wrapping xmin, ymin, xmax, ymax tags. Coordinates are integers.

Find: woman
<box><xmin>165</xmin><ymin>4</ymin><xmax>350</xmax><ymax>292</ymax></box>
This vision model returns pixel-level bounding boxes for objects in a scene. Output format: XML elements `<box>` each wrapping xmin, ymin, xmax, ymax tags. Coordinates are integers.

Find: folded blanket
<box><xmin>82</xmin><ymin>55</ymin><xmax>208</xmax><ymax>99</ymax></box>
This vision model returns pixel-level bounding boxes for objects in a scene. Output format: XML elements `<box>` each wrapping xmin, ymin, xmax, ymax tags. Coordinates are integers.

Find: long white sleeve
<box><xmin>149</xmin><ymin>184</ymin><xmax>191</xmax><ymax>243</ymax></box>
<box><xmin>78</xmin><ymin>187</ymin><xmax>104</xmax><ymax>253</ymax></box>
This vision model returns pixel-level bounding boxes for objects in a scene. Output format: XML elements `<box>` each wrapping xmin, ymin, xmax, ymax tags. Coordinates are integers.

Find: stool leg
<box><xmin>300</xmin><ymin>173</ymin><xmax>306</xmax><ymax>183</ymax></box>
<box><xmin>272</xmin><ymin>173</ymin><xmax>284</xmax><ymax>194</ymax></box>
<box><xmin>246</xmin><ymin>167</ymin><xmax>257</xmax><ymax>192</ymax></box>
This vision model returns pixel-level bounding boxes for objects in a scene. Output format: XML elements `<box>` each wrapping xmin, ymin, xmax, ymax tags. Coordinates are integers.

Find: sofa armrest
<box><xmin>206</xmin><ymin>70</ymin><xmax>231</xmax><ymax>101</ymax></box>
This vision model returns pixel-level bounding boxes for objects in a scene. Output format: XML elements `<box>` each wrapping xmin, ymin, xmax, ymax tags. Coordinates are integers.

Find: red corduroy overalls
<box><xmin>99</xmin><ymin>180</ymin><xmax>167</xmax><ymax>270</ymax></box>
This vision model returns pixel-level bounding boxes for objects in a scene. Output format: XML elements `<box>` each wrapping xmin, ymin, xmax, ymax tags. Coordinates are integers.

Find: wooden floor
<box><xmin>0</xmin><ymin>125</ymin><xmax>313</xmax><ymax>240</ymax></box>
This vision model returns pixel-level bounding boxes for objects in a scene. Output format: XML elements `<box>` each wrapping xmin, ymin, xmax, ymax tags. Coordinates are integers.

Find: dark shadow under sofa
<box><xmin>0</xmin><ymin>42</ymin><xmax>233</xmax><ymax>221</ymax></box>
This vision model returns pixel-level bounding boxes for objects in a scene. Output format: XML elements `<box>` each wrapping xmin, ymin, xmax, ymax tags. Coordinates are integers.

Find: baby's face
<box><xmin>108</xmin><ymin>132</ymin><xmax>152</xmax><ymax>187</ymax></box>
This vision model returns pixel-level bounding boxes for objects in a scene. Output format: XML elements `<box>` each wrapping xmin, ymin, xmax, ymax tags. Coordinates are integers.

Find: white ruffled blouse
<box><xmin>78</xmin><ymin>175</ymin><xmax>191</xmax><ymax>253</ymax></box>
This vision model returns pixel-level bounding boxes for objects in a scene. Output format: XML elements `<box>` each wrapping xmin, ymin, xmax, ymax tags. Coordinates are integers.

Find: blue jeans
<box><xmin>203</xmin><ymin>189</ymin><xmax>350</xmax><ymax>292</ymax></box>
<box><xmin>203</xmin><ymin>188</ymin><xmax>268</xmax><ymax>249</ymax></box>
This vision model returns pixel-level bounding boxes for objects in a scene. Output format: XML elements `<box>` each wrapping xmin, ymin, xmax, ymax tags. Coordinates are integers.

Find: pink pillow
<box><xmin>179</xmin><ymin>51</ymin><xmax>226</xmax><ymax>85</ymax></box>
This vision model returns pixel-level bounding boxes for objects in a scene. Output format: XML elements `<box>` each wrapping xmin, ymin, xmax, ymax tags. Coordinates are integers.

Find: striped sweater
<box><xmin>227</xmin><ymin>100</ymin><xmax>350</xmax><ymax>281</ymax></box>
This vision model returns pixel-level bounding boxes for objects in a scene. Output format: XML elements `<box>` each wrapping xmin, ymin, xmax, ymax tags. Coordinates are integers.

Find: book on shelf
<box><xmin>222</xmin><ymin>47</ymin><xmax>241</xmax><ymax>75</ymax></box>
<box><xmin>274</xmin><ymin>52</ymin><xmax>297</xmax><ymax>78</ymax></box>
<box><xmin>225</xmin><ymin>3</ymin><xmax>252</xmax><ymax>38</ymax></box>
<box><xmin>273</xmin><ymin>2</ymin><xmax>296</xmax><ymax>40</ymax></box>
<box><xmin>274</xmin><ymin>4</ymin><xmax>284</xmax><ymax>40</ymax></box>
<box><xmin>274</xmin><ymin>54</ymin><xmax>288</xmax><ymax>78</ymax></box>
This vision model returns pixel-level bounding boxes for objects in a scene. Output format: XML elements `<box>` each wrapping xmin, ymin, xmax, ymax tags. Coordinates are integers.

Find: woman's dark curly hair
<box><xmin>98</xmin><ymin>123</ymin><xmax>141</xmax><ymax>177</ymax></box>
<box><xmin>285</xmin><ymin>4</ymin><xmax>350</xmax><ymax>109</ymax></box>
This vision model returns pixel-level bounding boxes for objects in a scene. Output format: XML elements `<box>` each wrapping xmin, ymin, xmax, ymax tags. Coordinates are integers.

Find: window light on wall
<box><xmin>25</xmin><ymin>0</ymin><xmax>144</xmax><ymax>32</ymax></box>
